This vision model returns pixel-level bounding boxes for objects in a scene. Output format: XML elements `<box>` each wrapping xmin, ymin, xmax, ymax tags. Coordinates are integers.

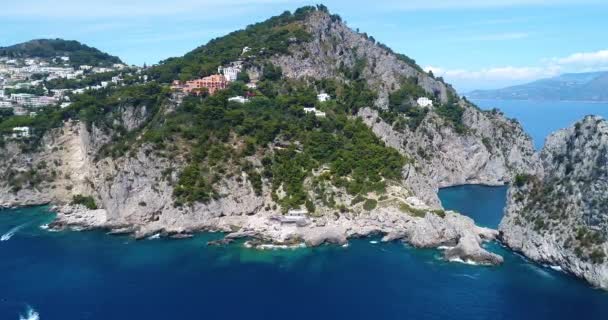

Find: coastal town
<box><xmin>0</xmin><ymin>55</ymin><xmax>136</xmax><ymax>118</ymax></box>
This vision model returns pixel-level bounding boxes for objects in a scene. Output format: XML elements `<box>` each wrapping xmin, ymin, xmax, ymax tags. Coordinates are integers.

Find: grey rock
<box><xmin>500</xmin><ymin>115</ymin><xmax>608</xmax><ymax>289</ymax></box>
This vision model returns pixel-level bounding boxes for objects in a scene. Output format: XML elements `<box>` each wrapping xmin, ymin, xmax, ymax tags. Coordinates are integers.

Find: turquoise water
<box><xmin>1</xmin><ymin>188</ymin><xmax>607</xmax><ymax>319</ymax></box>
<box><xmin>472</xmin><ymin>99</ymin><xmax>608</xmax><ymax>149</ymax></box>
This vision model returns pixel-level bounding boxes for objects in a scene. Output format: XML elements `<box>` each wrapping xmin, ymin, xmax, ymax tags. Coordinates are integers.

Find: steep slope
<box><xmin>468</xmin><ymin>71</ymin><xmax>608</xmax><ymax>101</ymax></box>
<box><xmin>0</xmin><ymin>6</ymin><xmax>537</xmax><ymax>264</ymax></box>
<box><xmin>500</xmin><ymin>116</ymin><xmax>608</xmax><ymax>288</ymax></box>
<box><xmin>267</xmin><ymin>9</ymin><xmax>540</xmax><ymax>205</ymax></box>
<box><xmin>0</xmin><ymin>39</ymin><xmax>123</xmax><ymax>66</ymax></box>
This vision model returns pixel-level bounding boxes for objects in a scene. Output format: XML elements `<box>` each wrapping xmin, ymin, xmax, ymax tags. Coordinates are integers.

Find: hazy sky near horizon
<box><xmin>1</xmin><ymin>0</ymin><xmax>607</xmax><ymax>91</ymax></box>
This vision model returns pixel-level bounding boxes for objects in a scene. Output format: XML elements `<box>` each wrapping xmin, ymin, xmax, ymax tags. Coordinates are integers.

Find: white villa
<box><xmin>303</xmin><ymin>107</ymin><xmax>326</xmax><ymax>117</ymax></box>
<box><xmin>317</xmin><ymin>93</ymin><xmax>331</xmax><ymax>102</ymax></box>
<box><xmin>218</xmin><ymin>61</ymin><xmax>243</xmax><ymax>82</ymax></box>
<box><xmin>417</xmin><ymin>97</ymin><xmax>433</xmax><ymax>108</ymax></box>
<box><xmin>12</xmin><ymin>127</ymin><xmax>30</xmax><ymax>138</ymax></box>
<box><xmin>228</xmin><ymin>96</ymin><xmax>249</xmax><ymax>104</ymax></box>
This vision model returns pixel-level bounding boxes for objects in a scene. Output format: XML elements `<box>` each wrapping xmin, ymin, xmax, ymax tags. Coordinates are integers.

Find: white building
<box><xmin>111</xmin><ymin>76</ymin><xmax>123</xmax><ymax>84</ymax></box>
<box><xmin>416</xmin><ymin>97</ymin><xmax>433</xmax><ymax>108</ymax></box>
<box><xmin>218</xmin><ymin>65</ymin><xmax>240</xmax><ymax>82</ymax></box>
<box><xmin>228</xmin><ymin>96</ymin><xmax>249</xmax><ymax>104</ymax></box>
<box><xmin>303</xmin><ymin>107</ymin><xmax>326</xmax><ymax>117</ymax></box>
<box><xmin>317</xmin><ymin>93</ymin><xmax>331</xmax><ymax>102</ymax></box>
<box><xmin>242</xmin><ymin>46</ymin><xmax>252</xmax><ymax>55</ymax></box>
<box><xmin>12</xmin><ymin>127</ymin><xmax>30</xmax><ymax>138</ymax></box>
<box><xmin>246</xmin><ymin>82</ymin><xmax>257</xmax><ymax>89</ymax></box>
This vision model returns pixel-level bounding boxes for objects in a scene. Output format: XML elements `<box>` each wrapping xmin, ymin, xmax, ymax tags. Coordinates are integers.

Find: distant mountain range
<box><xmin>0</xmin><ymin>39</ymin><xmax>123</xmax><ymax>67</ymax></box>
<box><xmin>468</xmin><ymin>71</ymin><xmax>608</xmax><ymax>101</ymax></box>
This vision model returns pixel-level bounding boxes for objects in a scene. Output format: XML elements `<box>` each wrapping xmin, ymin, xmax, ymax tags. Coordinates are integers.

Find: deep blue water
<box><xmin>2</xmin><ymin>99</ymin><xmax>608</xmax><ymax>319</ymax></box>
<box><xmin>472</xmin><ymin>99</ymin><xmax>608</xmax><ymax>149</ymax></box>
<box><xmin>439</xmin><ymin>185</ymin><xmax>508</xmax><ymax>228</ymax></box>
<box><xmin>1</xmin><ymin>189</ymin><xmax>607</xmax><ymax>319</ymax></box>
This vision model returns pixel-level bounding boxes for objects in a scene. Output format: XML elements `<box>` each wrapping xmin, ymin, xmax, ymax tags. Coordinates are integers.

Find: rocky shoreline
<box><xmin>45</xmin><ymin>196</ymin><xmax>503</xmax><ymax>266</ymax></box>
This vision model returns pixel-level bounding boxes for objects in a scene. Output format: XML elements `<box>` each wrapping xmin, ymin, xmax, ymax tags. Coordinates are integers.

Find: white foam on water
<box><xmin>39</xmin><ymin>224</ymin><xmax>49</xmax><ymax>230</ymax></box>
<box><xmin>550</xmin><ymin>265</ymin><xmax>563</xmax><ymax>272</ymax></box>
<box><xmin>369</xmin><ymin>240</ymin><xmax>378</xmax><ymax>244</ymax></box>
<box><xmin>1</xmin><ymin>223</ymin><xmax>29</xmax><ymax>241</ymax></box>
<box><xmin>147</xmin><ymin>233</ymin><xmax>161</xmax><ymax>240</ymax></box>
<box><xmin>448</xmin><ymin>257</ymin><xmax>480</xmax><ymax>266</ymax></box>
<box><xmin>524</xmin><ymin>263</ymin><xmax>553</xmax><ymax>279</ymax></box>
<box><xmin>19</xmin><ymin>305</ymin><xmax>40</xmax><ymax>320</ymax></box>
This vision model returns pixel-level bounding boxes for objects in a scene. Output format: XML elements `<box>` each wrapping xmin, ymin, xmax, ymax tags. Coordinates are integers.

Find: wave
<box><xmin>1</xmin><ymin>222</ymin><xmax>29</xmax><ymax>241</ymax></box>
<box><xmin>456</xmin><ymin>273</ymin><xmax>479</xmax><ymax>280</ymax></box>
<box><xmin>146</xmin><ymin>233</ymin><xmax>161</xmax><ymax>240</ymax></box>
<box><xmin>19</xmin><ymin>305</ymin><xmax>40</xmax><ymax>320</ymax></box>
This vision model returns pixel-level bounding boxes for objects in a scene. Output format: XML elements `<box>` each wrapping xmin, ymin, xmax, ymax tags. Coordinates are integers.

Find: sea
<box><xmin>1</xmin><ymin>99</ymin><xmax>607</xmax><ymax>319</ymax></box>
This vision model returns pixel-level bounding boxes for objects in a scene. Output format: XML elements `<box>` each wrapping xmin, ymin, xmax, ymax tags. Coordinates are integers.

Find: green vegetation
<box><xmin>0</xmin><ymin>83</ymin><xmax>169</xmax><ymax>152</ymax></box>
<box><xmin>380</xmin><ymin>77</ymin><xmax>430</xmax><ymax>131</ymax></box>
<box><xmin>6</xmin><ymin>167</ymin><xmax>52</xmax><ymax>192</ymax></box>
<box><xmin>148</xmin><ymin>6</ymin><xmax>320</xmax><ymax>83</ymax></box>
<box><xmin>0</xmin><ymin>39</ymin><xmax>122</xmax><ymax>66</ymax></box>
<box><xmin>0</xmin><ymin>6</ymin><xmax>421</xmax><ymax>213</ymax></box>
<box><xmin>435</xmin><ymin>92</ymin><xmax>467</xmax><ymax>133</ymax></box>
<box><xmin>4</xmin><ymin>86</ymin><xmax>47</xmax><ymax>96</ymax></box>
<box><xmin>514</xmin><ymin>174</ymin><xmax>534</xmax><ymax>187</ymax></box>
<box><xmin>145</xmin><ymin>78</ymin><xmax>407</xmax><ymax>209</ymax></box>
<box><xmin>399</xmin><ymin>202</ymin><xmax>426</xmax><ymax>218</ymax></box>
<box><xmin>71</xmin><ymin>194</ymin><xmax>98</xmax><ymax>209</ymax></box>
<box><xmin>363</xmin><ymin>199</ymin><xmax>378</xmax><ymax>211</ymax></box>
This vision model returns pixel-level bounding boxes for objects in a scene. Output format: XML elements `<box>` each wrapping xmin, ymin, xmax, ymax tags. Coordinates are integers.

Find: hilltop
<box><xmin>0</xmin><ymin>39</ymin><xmax>123</xmax><ymax>67</ymax></box>
<box><xmin>468</xmin><ymin>71</ymin><xmax>608</xmax><ymax>101</ymax></box>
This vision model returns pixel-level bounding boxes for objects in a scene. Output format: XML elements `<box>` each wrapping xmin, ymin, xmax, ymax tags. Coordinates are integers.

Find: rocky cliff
<box><xmin>271</xmin><ymin>10</ymin><xmax>540</xmax><ymax>206</ymax></box>
<box><xmin>500</xmin><ymin>116</ymin><xmax>608</xmax><ymax>288</ymax></box>
<box><xmin>0</xmin><ymin>7</ymin><xmax>539</xmax><ymax>266</ymax></box>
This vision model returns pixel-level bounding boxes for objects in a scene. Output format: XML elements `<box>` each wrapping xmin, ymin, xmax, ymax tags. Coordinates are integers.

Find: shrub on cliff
<box><xmin>72</xmin><ymin>195</ymin><xmax>98</xmax><ymax>210</ymax></box>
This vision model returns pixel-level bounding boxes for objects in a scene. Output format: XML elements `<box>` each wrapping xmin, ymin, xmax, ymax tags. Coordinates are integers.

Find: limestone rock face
<box><xmin>270</xmin><ymin>11</ymin><xmax>540</xmax><ymax>206</ymax></box>
<box><xmin>0</xmin><ymin>10</ymin><xmax>537</xmax><ymax>268</ymax></box>
<box><xmin>359</xmin><ymin>107</ymin><xmax>540</xmax><ymax>206</ymax></box>
<box><xmin>500</xmin><ymin>116</ymin><xmax>608</xmax><ymax>289</ymax></box>
<box><xmin>271</xmin><ymin>11</ymin><xmax>449</xmax><ymax>106</ymax></box>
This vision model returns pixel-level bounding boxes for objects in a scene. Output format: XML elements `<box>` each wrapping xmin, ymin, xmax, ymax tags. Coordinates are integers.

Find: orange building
<box><xmin>171</xmin><ymin>75</ymin><xmax>228</xmax><ymax>96</ymax></box>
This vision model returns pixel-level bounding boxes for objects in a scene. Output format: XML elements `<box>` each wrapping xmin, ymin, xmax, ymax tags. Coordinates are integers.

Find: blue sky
<box><xmin>1</xmin><ymin>0</ymin><xmax>607</xmax><ymax>91</ymax></box>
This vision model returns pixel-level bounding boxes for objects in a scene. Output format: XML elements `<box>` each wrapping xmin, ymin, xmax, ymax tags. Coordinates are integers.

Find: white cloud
<box><xmin>553</xmin><ymin>49</ymin><xmax>608</xmax><ymax>66</ymax></box>
<box><xmin>425</xmin><ymin>65</ymin><xmax>560</xmax><ymax>81</ymax></box>
<box><xmin>427</xmin><ymin>48</ymin><xmax>608</xmax><ymax>90</ymax></box>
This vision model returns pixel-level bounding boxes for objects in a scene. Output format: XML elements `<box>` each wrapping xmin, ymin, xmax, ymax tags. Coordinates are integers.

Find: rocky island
<box><xmin>500</xmin><ymin>115</ymin><xmax>608</xmax><ymax>288</ymax></box>
<box><xmin>3</xmin><ymin>5</ymin><xmax>602</xmax><ymax>276</ymax></box>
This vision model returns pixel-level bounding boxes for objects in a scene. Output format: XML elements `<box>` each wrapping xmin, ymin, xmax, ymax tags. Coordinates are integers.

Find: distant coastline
<box><xmin>469</xmin><ymin>98</ymin><xmax>608</xmax><ymax>104</ymax></box>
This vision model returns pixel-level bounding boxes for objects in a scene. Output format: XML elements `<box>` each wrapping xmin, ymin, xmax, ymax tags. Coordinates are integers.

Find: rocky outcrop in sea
<box><xmin>500</xmin><ymin>116</ymin><xmax>608</xmax><ymax>289</ymax></box>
